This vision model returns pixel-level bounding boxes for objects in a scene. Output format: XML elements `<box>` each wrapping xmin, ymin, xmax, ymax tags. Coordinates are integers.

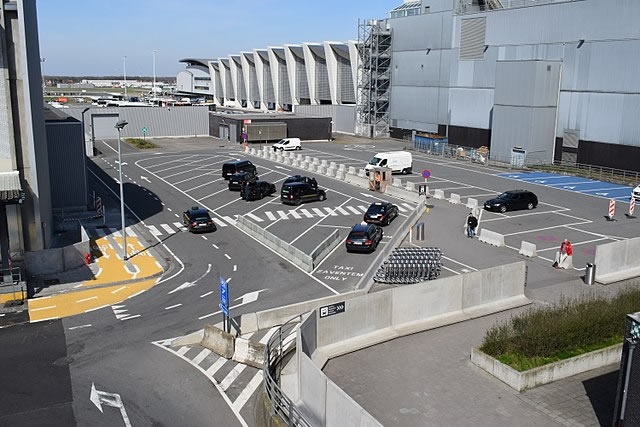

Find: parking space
<box><xmin>135</xmin><ymin>148</ymin><xmax>417</xmax><ymax>292</ymax></box>
<box><xmin>497</xmin><ymin>171</ymin><xmax>634</xmax><ymax>202</ymax></box>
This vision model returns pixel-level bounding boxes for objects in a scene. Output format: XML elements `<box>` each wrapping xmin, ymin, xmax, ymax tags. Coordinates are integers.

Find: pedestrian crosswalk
<box><xmin>152</xmin><ymin>327</ymin><xmax>280</xmax><ymax>421</ymax></box>
<box><xmin>92</xmin><ymin>202</ymin><xmax>417</xmax><ymax>239</ymax></box>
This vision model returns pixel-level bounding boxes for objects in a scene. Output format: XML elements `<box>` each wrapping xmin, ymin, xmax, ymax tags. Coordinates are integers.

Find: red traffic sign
<box><xmin>422</xmin><ymin>169</ymin><xmax>431</xmax><ymax>179</ymax></box>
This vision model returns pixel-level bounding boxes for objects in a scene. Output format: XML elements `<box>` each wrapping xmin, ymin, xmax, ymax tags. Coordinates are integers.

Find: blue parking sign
<box><xmin>219</xmin><ymin>277</ymin><xmax>229</xmax><ymax>316</ymax></box>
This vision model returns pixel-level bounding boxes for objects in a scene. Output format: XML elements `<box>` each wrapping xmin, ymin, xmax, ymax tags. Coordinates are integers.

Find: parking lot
<box><xmin>135</xmin><ymin>147</ymin><xmax>417</xmax><ymax>293</ymax></box>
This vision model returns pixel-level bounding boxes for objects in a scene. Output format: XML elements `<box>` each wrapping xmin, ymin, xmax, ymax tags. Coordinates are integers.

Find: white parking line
<box><xmin>165</xmin><ymin>304</ymin><xmax>182</xmax><ymax>310</ymax></box>
<box><xmin>246</xmin><ymin>213</ymin><xmax>264</xmax><ymax>222</ymax></box>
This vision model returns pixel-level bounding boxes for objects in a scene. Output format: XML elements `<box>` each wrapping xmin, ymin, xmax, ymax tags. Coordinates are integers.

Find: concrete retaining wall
<box><xmin>594</xmin><ymin>236</ymin><xmax>640</xmax><ymax>284</ymax></box>
<box><xmin>310</xmin><ymin>230</ymin><xmax>342</xmax><ymax>270</ymax></box>
<box><xmin>24</xmin><ymin>237</ymin><xmax>91</xmax><ymax>277</ymax></box>
<box><xmin>471</xmin><ymin>343</ymin><xmax>623</xmax><ymax>391</ymax></box>
<box><xmin>313</xmin><ymin>262</ymin><xmax>529</xmax><ymax>363</ymax></box>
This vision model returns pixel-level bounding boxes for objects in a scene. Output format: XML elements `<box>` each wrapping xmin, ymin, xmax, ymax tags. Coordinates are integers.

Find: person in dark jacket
<box><xmin>466</xmin><ymin>212</ymin><xmax>478</xmax><ymax>238</ymax></box>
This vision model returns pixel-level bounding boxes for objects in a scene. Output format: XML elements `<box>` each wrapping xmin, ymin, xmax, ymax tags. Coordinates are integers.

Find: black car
<box><xmin>484</xmin><ymin>190</ymin><xmax>538</xmax><ymax>213</ymax></box>
<box><xmin>241</xmin><ymin>180</ymin><xmax>276</xmax><ymax>201</ymax></box>
<box><xmin>222</xmin><ymin>160</ymin><xmax>256</xmax><ymax>180</ymax></box>
<box><xmin>345</xmin><ymin>222</ymin><xmax>383</xmax><ymax>253</ymax></box>
<box><xmin>228</xmin><ymin>171</ymin><xmax>258</xmax><ymax>191</ymax></box>
<box><xmin>283</xmin><ymin>175</ymin><xmax>317</xmax><ymax>189</ymax></box>
<box><xmin>281</xmin><ymin>182</ymin><xmax>326</xmax><ymax>205</ymax></box>
<box><xmin>183</xmin><ymin>206</ymin><xmax>217</xmax><ymax>233</ymax></box>
<box><xmin>364</xmin><ymin>202</ymin><xmax>399</xmax><ymax>226</ymax></box>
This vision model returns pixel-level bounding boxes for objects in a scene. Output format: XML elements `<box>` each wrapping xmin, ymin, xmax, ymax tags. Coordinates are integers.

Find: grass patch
<box><xmin>125</xmin><ymin>138</ymin><xmax>157</xmax><ymax>149</ymax></box>
<box><xmin>479</xmin><ymin>288</ymin><xmax>640</xmax><ymax>371</ymax></box>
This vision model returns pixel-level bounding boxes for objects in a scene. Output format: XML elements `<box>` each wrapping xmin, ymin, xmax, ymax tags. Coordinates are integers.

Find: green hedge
<box><xmin>125</xmin><ymin>138</ymin><xmax>157</xmax><ymax>149</ymax></box>
<box><xmin>480</xmin><ymin>288</ymin><xmax>640</xmax><ymax>371</ymax></box>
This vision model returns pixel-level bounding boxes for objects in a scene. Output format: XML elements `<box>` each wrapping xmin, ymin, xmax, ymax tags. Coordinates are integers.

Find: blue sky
<box><xmin>37</xmin><ymin>0</ymin><xmax>394</xmax><ymax>77</ymax></box>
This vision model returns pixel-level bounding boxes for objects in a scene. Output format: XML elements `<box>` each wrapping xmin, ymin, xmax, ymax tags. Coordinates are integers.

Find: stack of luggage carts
<box><xmin>374</xmin><ymin>247</ymin><xmax>442</xmax><ymax>285</ymax></box>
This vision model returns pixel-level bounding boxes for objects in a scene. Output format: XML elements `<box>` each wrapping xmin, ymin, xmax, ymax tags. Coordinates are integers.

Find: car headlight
<box><xmin>493</xmin><ymin>203</ymin><xmax>501</xmax><ymax>206</ymax></box>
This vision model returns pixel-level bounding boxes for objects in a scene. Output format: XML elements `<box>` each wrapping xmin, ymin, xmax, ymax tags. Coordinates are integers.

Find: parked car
<box><xmin>241</xmin><ymin>180</ymin><xmax>276</xmax><ymax>201</ymax></box>
<box><xmin>484</xmin><ymin>190</ymin><xmax>538</xmax><ymax>213</ymax></box>
<box><xmin>281</xmin><ymin>182</ymin><xmax>326</xmax><ymax>205</ymax></box>
<box><xmin>365</xmin><ymin>151</ymin><xmax>413</xmax><ymax>175</ymax></box>
<box><xmin>632</xmin><ymin>185</ymin><xmax>640</xmax><ymax>202</ymax></box>
<box><xmin>364</xmin><ymin>202</ymin><xmax>399</xmax><ymax>226</ymax></box>
<box><xmin>272</xmin><ymin>138</ymin><xmax>301</xmax><ymax>151</ymax></box>
<box><xmin>182</xmin><ymin>206</ymin><xmax>217</xmax><ymax>233</ymax></box>
<box><xmin>228</xmin><ymin>171</ymin><xmax>258</xmax><ymax>191</ymax></box>
<box><xmin>222</xmin><ymin>160</ymin><xmax>256</xmax><ymax>180</ymax></box>
<box><xmin>345</xmin><ymin>222</ymin><xmax>383</xmax><ymax>253</ymax></box>
<box><xmin>283</xmin><ymin>175</ymin><xmax>317</xmax><ymax>189</ymax></box>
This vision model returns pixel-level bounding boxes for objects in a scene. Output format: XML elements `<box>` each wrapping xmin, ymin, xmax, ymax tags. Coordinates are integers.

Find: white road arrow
<box><xmin>534</xmin><ymin>180</ymin><xmax>547</xmax><ymax>183</ymax></box>
<box><xmin>595</xmin><ymin>192</ymin><xmax>609</xmax><ymax>196</ymax></box>
<box><xmin>563</xmin><ymin>186</ymin><xmax>576</xmax><ymax>190</ymax></box>
<box><xmin>168</xmin><ymin>264</ymin><xmax>211</xmax><ymax>294</ymax></box>
<box><xmin>140</xmin><ymin>176</ymin><xmax>151</xmax><ymax>183</ymax></box>
<box><xmin>90</xmin><ymin>383</ymin><xmax>131</xmax><ymax>427</ymax></box>
<box><xmin>114</xmin><ymin>161</ymin><xmax>128</xmax><ymax>166</ymax></box>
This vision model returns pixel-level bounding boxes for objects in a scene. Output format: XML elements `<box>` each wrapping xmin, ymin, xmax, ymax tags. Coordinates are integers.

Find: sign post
<box><xmin>142</xmin><ymin>127</ymin><xmax>148</xmax><ymax>141</ymax></box>
<box><xmin>422</xmin><ymin>169</ymin><xmax>431</xmax><ymax>182</ymax></box>
<box><xmin>219</xmin><ymin>277</ymin><xmax>230</xmax><ymax>333</ymax></box>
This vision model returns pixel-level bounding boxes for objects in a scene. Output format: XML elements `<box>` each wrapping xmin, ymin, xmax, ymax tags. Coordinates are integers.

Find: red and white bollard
<box><xmin>626</xmin><ymin>198</ymin><xmax>636</xmax><ymax>219</ymax></box>
<box><xmin>606</xmin><ymin>199</ymin><xmax>616</xmax><ymax>221</ymax></box>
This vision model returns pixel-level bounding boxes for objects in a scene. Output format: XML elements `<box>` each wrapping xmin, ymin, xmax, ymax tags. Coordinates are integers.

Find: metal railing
<box><xmin>0</xmin><ymin>266</ymin><xmax>25</xmax><ymax>303</ymax></box>
<box><xmin>455</xmin><ymin>0</ymin><xmax>578</xmax><ymax>14</ymax></box>
<box><xmin>531</xmin><ymin>161</ymin><xmax>640</xmax><ymax>186</ymax></box>
<box><xmin>263</xmin><ymin>317</ymin><xmax>311</xmax><ymax>427</ymax></box>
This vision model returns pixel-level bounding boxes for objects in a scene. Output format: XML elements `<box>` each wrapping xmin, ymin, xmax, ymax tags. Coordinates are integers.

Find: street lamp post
<box><xmin>152</xmin><ymin>50</ymin><xmax>157</xmax><ymax>104</ymax></box>
<box><xmin>115</xmin><ymin>120</ymin><xmax>129</xmax><ymax>259</ymax></box>
<box><xmin>122</xmin><ymin>56</ymin><xmax>128</xmax><ymax>100</ymax></box>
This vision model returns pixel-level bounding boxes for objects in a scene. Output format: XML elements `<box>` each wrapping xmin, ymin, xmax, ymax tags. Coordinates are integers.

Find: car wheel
<box><xmin>527</xmin><ymin>202</ymin><xmax>534</xmax><ymax>210</ymax></box>
<box><xmin>297</xmin><ymin>146</ymin><xmax>302</xmax><ymax>150</ymax></box>
<box><xmin>402</xmin><ymin>168</ymin><xmax>408</xmax><ymax>175</ymax></box>
<box><xmin>295</xmin><ymin>198</ymin><xmax>302</xmax><ymax>206</ymax></box>
<box><xmin>319</xmin><ymin>193</ymin><xmax>326</xmax><ymax>201</ymax></box>
<box><xmin>499</xmin><ymin>205</ymin><xmax>507</xmax><ymax>213</ymax></box>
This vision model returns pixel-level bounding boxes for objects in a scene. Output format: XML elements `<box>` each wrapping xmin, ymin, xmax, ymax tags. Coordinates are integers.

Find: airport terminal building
<box><xmin>178</xmin><ymin>0</ymin><xmax>640</xmax><ymax>172</ymax></box>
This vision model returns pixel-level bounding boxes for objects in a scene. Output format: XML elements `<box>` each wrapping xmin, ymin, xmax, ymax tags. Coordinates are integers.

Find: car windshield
<box><xmin>195</xmin><ymin>216</ymin><xmax>210</xmax><ymax>221</ymax></box>
<box><xmin>497</xmin><ymin>192</ymin><xmax>512</xmax><ymax>199</ymax></box>
<box><xmin>368</xmin><ymin>205</ymin><xmax>386</xmax><ymax>214</ymax></box>
<box><xmin>348</xmin><ymin>232</ymin><xmax>367</xmax><ymax>239</ymax></box>
<box><xmin>369</xmin><ymin>157</ymin><xmax>381</xmax><ymax>165</ymax></box>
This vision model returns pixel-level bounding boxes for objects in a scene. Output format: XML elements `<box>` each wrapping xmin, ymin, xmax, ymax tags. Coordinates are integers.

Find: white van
<box><xmin>365</xmin><ymin>151</ymin><xmax>413</xmax><ymax>174</ymax></box>
<box><xmin>273</xmin><ymin>138</ymin><xmax>301</xmax><ymax>151</ymax></box>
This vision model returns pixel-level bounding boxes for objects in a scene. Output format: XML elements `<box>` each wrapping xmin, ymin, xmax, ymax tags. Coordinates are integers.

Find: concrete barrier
<box><xmin>433</xmin><ymin>189</ymin><xmax>445</xmax><ymax>199</ymax></box>
<box><xmin>471</xmin><ymin>343</ymin><xmax>623</xmax><ymax>392</ymax></box>
<box><xmin>338</xmin><ymin>164</ymin><xmax>346</xmax><ymax>172</ymax></box>
<box><xmin>479</xmin><ymin>229</ymin><xmax>505</xmax><ymax>247</ymax></box>
<box><xmin>358</xmin><ymin>169</ymin><xmax>367</xmax><ymax>178</ymax></box>
<box><xmin>305</xmin><ymin>155</ymin><xmax>312</xmax><ymax>163</ymax></box>
<box><xmin>232</xmin><ymin>337</ymin><xmax>265</xmax><ymax>369</ymax></box>
<box><xmin>269</xmin><ymin>152</ymin><xmax>276</xmax><ymax>161</ymax></box>
<box><xmin>385</xmin><ymin>185</ymin><xmax>421</xmax><ymax>203</ymax></box>
<box><xmin>348</xmin><ymin>166</ymin><xmax>356</xmax><ymax>175</ymax></box>
<box><xmin>405</xmin><ymin>181</ymin><xmax>416</xmax><ymax>192</ymax></box>
<box><xmin>312</xmin><ymin>157</ymin><xmax>320</xmax><ymax>165</ymax></box>
<box><xmin>466</xmin><ymin>197</ymin><xmax>478</xmax><ymax>210</ymax></box>
<box><xmin>25</xmin><ymin>238</ymin><xmax>91</xmax><ymax>277</ymax></box>
<box><xmin>317</xmin><ymin>165</ymin><xmax>326</xmax><ymax>175</ymax></box>
<box><xmin>320</xmin><ymin>159</ymin><xmax>328</xmax><ymax>167</ymax></box>
<box><xmin>325</xmin><ymin>167</ymin><xmax>335</xmax><ymax>178</ymax></box>
<box><xmin>344</xmin><ymin>172</ymin><xmax>369</xmax><ymax>188</ymax></box>
<box><xmin>308</xmin><ymin>163</ymin><xmax>317</xmax><ymax>172</ymax></box>
<box><xmin>250</xmin><ymin>148</ymin><xmax>256</xmax><ymax>155</ymax></box>
<box><xmin>236</xmin><ymin>215</ymin><xmax>314</xmax><ymax>272</ymax></box>
<box><xmin>292</xmin><ymin>159</ymin><xmax>299</xmax><ymax>168</ymax></box>
<box><xmin>284</xmin><ymin>157</ymin><xmax>291</xmax><ymax>165</ymax></box>
<box><xmin>392</xmin><ymin>178</ymin><xmax>402</xmax><ymax>188</ymax></box>
<box><xmin>309</xmin><ymin>261</ymin><xmax>528</xmax><ymax>366</ymax></box>
<box><xmin>519</xmin><ymin>241</ymin><xmax>537</xmax><ymax>257</ymax></box>
<box><xmin>310</xmin><ymin>230</ymin><xmax>342</xmax><ymax>269</ymax></box>
<box><xmin>201</xmin><ymin>324</ymin><xmax>235</xmax><ymax>359</ymax></box>
<box><xmin>301</xmin><ymin>161</ymin><xmax>309</xmax><ymax>170</ymax></box>
<box><xmin>297</xmin><ymin>154</ymin><xmax>303</xmax><ymax>161</ymax></box>
<box><xmin>449</xmin><ymin>193</ymin><xmax>461</xmax><ymax>204</ymax></box>
<box><xmin>329</xmin><ymin>161</ymin><xmax>337</xmax><ymax>169</ymax></box>
<box><xmin>594</xmin><ymin>236</ymin><xmax>640</xmax><ymax>284</ymax></box>
<box><xmin>335</xmin><ymin>170</ymin><xmax>345</xmax><ymax>181</ymax></box>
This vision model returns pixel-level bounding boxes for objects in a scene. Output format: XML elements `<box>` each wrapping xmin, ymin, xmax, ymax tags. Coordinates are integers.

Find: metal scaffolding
<box><xmin>356</xmin><ymin>19</ymin><xmax>392</xmax><ymax>138</ymax></box>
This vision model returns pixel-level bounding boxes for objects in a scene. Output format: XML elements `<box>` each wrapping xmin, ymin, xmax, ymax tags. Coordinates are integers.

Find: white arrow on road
<box><xmin>534</xmin><ymin>180</ymin><xmax>547</xmax><ymax>183</ymax></box>
<box><xmin>595</xmin><ymin>192</ymin><xmax>609</xmax><ymax>196</ymax></box>
<box><xmin>168</xmin><ymin>264</ymin><xmax>212</xmax><ymax>294</ymax></box>
<box><xmin>90</xmin><ymin>383</ymin><xmax>131</xmax><ymax>427</ymax></box>
<box><xmin>114</xmin><ymin>161</ymin><xmax>128</xmax><ymax>166</ymax></box>
<box><xmin>563</xmin><ymin>186</ymin><xmax>576</xmax><ymax>190</ymax></box>
<box><xmin>140</xmin><ymin>176</ymin><xmax>151</xmax><ymax>183</ymax></box>
<box><xmin>198</xmin><ymin>289</ymin><xmax>266</xmax><ymax>320</ymax></box>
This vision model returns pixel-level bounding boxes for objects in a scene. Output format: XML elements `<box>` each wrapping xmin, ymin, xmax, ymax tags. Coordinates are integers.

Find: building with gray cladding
<box><xmin>386</xmin><ymin>0</ymin><xmax>640</xmax><ymax>171</ymax></box>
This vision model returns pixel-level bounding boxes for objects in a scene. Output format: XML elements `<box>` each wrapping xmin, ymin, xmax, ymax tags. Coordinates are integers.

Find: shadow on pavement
<box><xmin>583</xmin><ymin>369</ymin><xmax>619</xmax><ymax>426</ymax></box>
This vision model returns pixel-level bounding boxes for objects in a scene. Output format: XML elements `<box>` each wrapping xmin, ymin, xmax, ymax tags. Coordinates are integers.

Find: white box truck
<box><xmin>365</xmin><ymin>151</ymin><xmax>413</xmax><ymax>174</ymax></box>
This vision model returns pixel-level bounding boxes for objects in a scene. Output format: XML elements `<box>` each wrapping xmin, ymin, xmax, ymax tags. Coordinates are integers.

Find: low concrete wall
<box><xmin>595</xmin><ymin>236</ymin><xmax>640</xmax><ymax>284</ymax></box>
<box><xmin>24</xmin><ymin>238</ymin><xmax>91</xmax><ymax>277</ymax></box>
<box><xmin>313</xmin><ymin>262</ymin><xmax>529</xmax><ymax>364</ymax></box>
<box><xmin>479</xmin><ymin>228</ymin><xmax>505</xmax><ymax>247</ymax></box>
<box><xmin>471</xmin><ymin>343</ymin><xmax>623</xmax><ymax>391</ymax></box>
<box><xmin>519</xmin><ymin>241</ymin><xmax>537</xmax><ymax>257</ymax></box>
<box><xmin>236</xmin><ymin>215</ymin><xmax>314</xmax><ymax>272</ymax></box>
<box><xmin>310</xmin><ymin>230</ymin><xmax>342</xmax><ymax>270</ymax></box>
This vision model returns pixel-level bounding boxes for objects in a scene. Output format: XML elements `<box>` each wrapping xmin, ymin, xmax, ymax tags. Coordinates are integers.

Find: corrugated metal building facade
<box><xmin>387</xmin><ymin>0</ymin><xmax>640</xmax><ymax>171</ymax></box>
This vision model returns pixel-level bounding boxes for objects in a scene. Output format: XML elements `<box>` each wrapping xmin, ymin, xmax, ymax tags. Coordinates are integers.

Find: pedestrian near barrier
<box><xmin>605</xmin><ymin>199</ymin><xmax>616</xmax><ymax>221</ymax></box>
<box><xmin>553</xmin><ymin>239</ymin><xmax>573</xmax><ymax>269</ymax></box>
<box><xmin>465</xmin><ymin>212</ymin><xmax>478</xmax><ymax>238</ymax></box>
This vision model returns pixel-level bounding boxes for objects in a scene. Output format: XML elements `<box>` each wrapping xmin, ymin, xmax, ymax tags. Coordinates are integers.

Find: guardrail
<box><xmin>0</xmin><ymin>266</ymin><xmax>25</xmax><ymax>302</ymax></box>
<box><xmin>263</xmin><ymin>316</ymin><xmax>312</xmax><ymax>427</ymax></box>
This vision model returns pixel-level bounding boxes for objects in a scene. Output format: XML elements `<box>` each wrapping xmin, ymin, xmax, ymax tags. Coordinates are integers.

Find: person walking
<box><xmin>553</xmin><ymin>239</ymin><xmax>573</xmax><ymax>269</ymax></box>
<box><xmin>466</xmin><ymin>212</ymin><xmax>478</xmax><ymax>238</ymax></box>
